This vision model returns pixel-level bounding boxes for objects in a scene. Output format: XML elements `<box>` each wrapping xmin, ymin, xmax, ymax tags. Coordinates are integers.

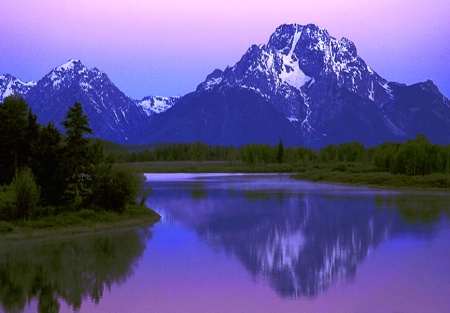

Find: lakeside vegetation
<box><xmin>108</xmin><ymin>135</ymin><xmax>450</xmax><ymax>190</ymax></box>
<box><xmin>0</xmin><ymin>94</ymin><xmax>159</xmax><ymax>240</ymax></box>
<box><xmin>0</xmin><ymin>205</ymin><xmax>159</xmax><ymax>241</ymax></box>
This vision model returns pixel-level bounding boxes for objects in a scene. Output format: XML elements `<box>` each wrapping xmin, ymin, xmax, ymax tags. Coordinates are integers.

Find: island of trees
<box><xmin>0</xmin><ymin>94</ymin><xmax>159</xmax><ymax>238</ymax></box>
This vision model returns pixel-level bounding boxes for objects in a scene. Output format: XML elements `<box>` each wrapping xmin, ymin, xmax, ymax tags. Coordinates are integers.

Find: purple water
<box><xmin>4</xmin><ymin>174</ymin><xmax>450</xmax><ymax>313</ymax></box>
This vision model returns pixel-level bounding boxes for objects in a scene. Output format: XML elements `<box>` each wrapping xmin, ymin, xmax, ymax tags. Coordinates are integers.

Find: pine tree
<box><xmin>61</xmin><ymin>102</ymin><xmax>93</xmax><ymax>205</ymax></box>
<box><xmin>33</xmin><ymin>122</ymin><xmax>65</xmax><ymax>206</ymax></box>
<box><xmin>277</xmin><ymin>140</ymin><xmax>284</xmax><ymax>164</ymax></box>
<box><xmin>0</xmin><ymin>93</ymin><xmax>30</xmax><ymax>184</ymax></box>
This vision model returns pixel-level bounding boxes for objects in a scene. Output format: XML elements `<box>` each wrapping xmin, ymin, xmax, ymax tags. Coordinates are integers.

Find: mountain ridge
<box><xmin>142</xmin><ymin>23</ymin><xmax>450</xmax><ymax>147</ymax></box>
<box><xmin>0</xmin><ymin>59</ymin><xmax>179</xmax><ymax>143</ymax></box>
<box><xmin>1</xmin><ymin>23</ymin><xmax>449</xmax><ymax>147</ymax></box>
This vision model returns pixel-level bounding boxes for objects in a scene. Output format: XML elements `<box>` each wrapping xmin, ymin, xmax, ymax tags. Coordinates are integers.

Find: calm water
<box><xmin>1</xmin><ymin>174</ymin><xmax>450</xmax><ymax>313</ymax></box>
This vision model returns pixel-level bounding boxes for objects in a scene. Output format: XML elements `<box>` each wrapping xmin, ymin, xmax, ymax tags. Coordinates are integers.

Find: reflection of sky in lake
<box><xmin>13</xmin><ymin>174</ymin><xmax>450</xmax><ymax>312</ymax></box>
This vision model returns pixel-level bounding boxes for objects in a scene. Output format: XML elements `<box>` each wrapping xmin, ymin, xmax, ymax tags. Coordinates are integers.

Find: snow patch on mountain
<box><xmin>0</xmin><ymin>74</ymin><xmax>36</xmax><ymax>102</ymax></box>
<box><xmin>80</xmin><ymin>81</ymin><xmax>93</xmax><ymax>92</ymax></box>
<box><xmin>135</xmin><ymin>96</ymin><xmax>180</xmax><ymax>116</ymax></box>
<box><xmin>57</xmin><ymin>59</ymin><xmax>81</xmax><ymax>72</ymax></box>
<box><xmin>279</xmin><ymin>29</ymin><xmax>311</xmax><ymax>90</ymax></box>
<box><xmin>205</xmin><ymin>76</ymin><xmax>223</xmax><ymax>91</ymax></box>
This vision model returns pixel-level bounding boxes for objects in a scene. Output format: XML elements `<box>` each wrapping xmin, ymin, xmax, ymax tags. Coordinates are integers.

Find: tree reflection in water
<box><xmin>0</xmin><ymin>227</ymin><xmax>152</xmax><ymax>313</ymax></box>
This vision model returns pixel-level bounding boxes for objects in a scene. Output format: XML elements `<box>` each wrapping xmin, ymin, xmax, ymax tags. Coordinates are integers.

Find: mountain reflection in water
<box><xmin>147</xmin><ymin>174</ymin><xmax>449</xmax><ymax>299</ymax></box>
<box><xmin>0</xmin><ymin>227</ymin><xmax>152</xmax><ymax>313</ymax></box>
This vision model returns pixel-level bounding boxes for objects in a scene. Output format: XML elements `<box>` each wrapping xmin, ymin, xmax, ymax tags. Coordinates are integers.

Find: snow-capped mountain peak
<box><xmin>135</xmin><ymin>95</ymin><xmax>180</xmax><ymax>116</ymax></box>
<box><xmin>195</xmin><ymin>23</ymin><xmax>396</xmax><ymax>141</ymax></box>
<box><xmin>43</xmin><ymin>59</ymin><xmax>92</xmax><ymax>90</ymax></box>
<box><xmin>56</xmin><ymin>58</ymin><xmax>82</xmax><ymax>71</ymax></box>
<box><xmin>0</xmin><ymin>74</ymin><xmax>36</xmax><ymax>102</ymax></box>
<box><xmin>198</xmin><ymin>23</ymin><xmax>392</xmax><ymax>105</ymax></box>
<box><xmin>20</xmin><ymin>59</ymin><xmax>153</xmax><ymax>143</ymax></box>
<box><xmin>3</xmin><ymin>24</ymin><xmax>450</xmax><ymax>147</ymax></box>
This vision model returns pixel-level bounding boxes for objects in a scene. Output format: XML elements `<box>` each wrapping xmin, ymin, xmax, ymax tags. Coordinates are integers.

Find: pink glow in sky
<box><xmin>1</xmin><ymin>0</ymin><xmax>449</xmax><ymax>98</ymax></box>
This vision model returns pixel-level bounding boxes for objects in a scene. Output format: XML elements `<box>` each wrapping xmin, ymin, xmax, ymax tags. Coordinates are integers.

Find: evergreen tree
<box><xmin>190</xmin><ymin>141</ymin><xmax>208</xmax><ymax>162</ymax></box>
<box><xmin>61</xmin><ymin>102</ymin><xmax>93</xmax><ymax>205</ymax></box>
<box><xmin>22</xmin><ymin>109</ymin><xmax>40</xmax><ymax>168</ymax></box>
<box><xmin>0</xmin><ymin>93</ymin><xmax>30</xmax><ymax>184</ymax></box>
<box><xmin>33</xmin><ymin>123</ymin><xmax>65</xmax><ymax>206</ymax></box>
<box><xmin>277</xmin><ymin>140</ymin><xmax>284</xmax><ymax>164</ymax></box>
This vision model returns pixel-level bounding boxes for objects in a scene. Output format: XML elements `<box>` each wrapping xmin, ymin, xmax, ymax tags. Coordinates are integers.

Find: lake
<box><xmin>1</xmin><ymin>173</ymin><xmax>450</xmax><ymax>313</ymax></box>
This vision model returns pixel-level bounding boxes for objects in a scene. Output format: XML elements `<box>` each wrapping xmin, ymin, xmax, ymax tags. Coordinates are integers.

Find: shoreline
<box><xmin>119</xmin><ymin>161</ymin><xmax>450</xmax><ymax>192</ymax></box>
<box><xmin>0</xmin><ymin>206</ymin><xmax>161</xmax><ymax>243</ymax></box>
<box><xmin>291</xmin><ymin>170</ymin><xmax>450</xmax><ymax>192</ymax></box>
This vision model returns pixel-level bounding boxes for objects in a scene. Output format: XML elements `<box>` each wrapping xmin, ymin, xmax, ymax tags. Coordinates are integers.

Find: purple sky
<box><xmin>1</xmin><ymin>0</ymin><xmax>449</xmax><ymax>99</ymax></box>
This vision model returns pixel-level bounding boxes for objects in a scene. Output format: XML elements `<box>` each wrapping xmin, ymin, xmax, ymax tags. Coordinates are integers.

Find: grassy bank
<box><xmin>118</xmin><ymin>161</ymin><xmax>450</xmax><ymax>191</ymax></box>
<box><xmin>291</xmin><ymin>162</ymin><xmax>450</xmax><ymax>190</ymax></box>
<box><xmin>0</xmin><ymin>205</ymin><xmax>161</xmax><ymax>242</ymax></box>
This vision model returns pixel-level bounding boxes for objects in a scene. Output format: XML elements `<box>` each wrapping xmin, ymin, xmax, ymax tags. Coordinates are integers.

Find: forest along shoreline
<box><xmin>2</xmin><ymin>94</ymin><xmax>450</xmax><ymax>242</ymax></box>
<box><xmin>113</xmin><ymin>134</ymin><xmax>450</xmax><ymax>191</ymax></box>
<box><xmin>118</xmin><ymin>160</ymin><xmax>450</xmax><ymax>192</ymax></box>
<box><xmin>0</xmin><ymin>95</ymin><xmax>160</xmax><ymax>242</ymax></box>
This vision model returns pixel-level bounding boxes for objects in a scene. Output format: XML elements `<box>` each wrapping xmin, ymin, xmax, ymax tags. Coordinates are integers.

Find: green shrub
<box><xmin>90</xmin><ymin>164</ymin><xmax>140</xmax><ymax>213</ymax></box>
<box><xmin>332</xmin><ymin>164</ymin><xmax>347</xmax><ymax>172</ymax></box>
<box><xmin>74</xmin><ymin>209</ymin><xmax>98</xmax><ymax>221</ymax></box>
<box><xmin>30</xmin><ymin>206</ymin><xmax>57</xmax><ymax>219</ymax></box>
<box><xmin>0</xmin><ymin>221</ymin><xmax>13</xmax><ymax>233</ymax></box>
<box><xmin>0</xmin><ymin>185</ymin><xmax>15</xmax><ymax>220</ymax></box>
<box><xmin>11</xmin><ymin>168</ymin><xmax>40</xmax><ymax>220</ymax></box>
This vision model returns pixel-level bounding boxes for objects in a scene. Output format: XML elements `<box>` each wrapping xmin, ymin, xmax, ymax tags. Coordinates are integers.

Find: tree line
<box><xmin>3</xmin><ymin>91</ymin><xmax>447</xmax><ymax>223</ymax></box>
<box><xmin>0</xmin><ymin>94</ymin><xmax>142</xmax><ymax>221</ymax></box>
<box><xmin>121</xmin><ymin>136</ymin><xmax>450</xmax><ymax>176</ymax></box>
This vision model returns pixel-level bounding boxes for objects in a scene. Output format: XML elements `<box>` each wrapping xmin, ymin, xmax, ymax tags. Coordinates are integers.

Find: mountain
<box><xmin>0</xmin><ymin>74</ymin><xmax>36</xmax><ymax>101</ymax></box>
<box><xmin>22</xmin><ymin>59</ymin><xmax>153</xmax><ymax>143</ymax></box>
<box><xmin>0</xmin><ymin>60</ymin><xmax>182</xmax><ymax>143</ymax></box>
<box><xmin>139</xmin><ymin>23</ymin><xmax>450</xmax><ymax>147</ymax></box>
<box><xmin>134</xmin><ymin>95</ymin><xmax>180</xmax><ymax>116</ymax></box>
<box><xmin>383</xmin><ymin>80</ymin><xmax>450</xmax><ymax>141</ymax></box>
<box><xmin>0</xmin><ymin>60</ymin><xmax>162</xmax><ymax>143</ymax></box>
<box><xmin>1</xmin><ymin>24</ymin><xmax>449</xmax><ymax>146</ymax></box>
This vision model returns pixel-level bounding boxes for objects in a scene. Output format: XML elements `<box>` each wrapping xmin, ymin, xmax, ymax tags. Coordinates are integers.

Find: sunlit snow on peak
<box><xmin>279</xmin><ymin>29</ymin><xmax>311</xmax><ymax>90</ymax></box>
<box><xmin>0</xmin><ymin>75</ymin><xmax>37</xmax><ymax>101</ymax></box>
<box><xmin>136</xmin><ymin>96</ymin><xmax>180</xmax><ymax>116</ymax></box>
<box><xmin>56</xmin><ymin>59</ymin><xmax>82</xmax><ymax>72</ymax></box>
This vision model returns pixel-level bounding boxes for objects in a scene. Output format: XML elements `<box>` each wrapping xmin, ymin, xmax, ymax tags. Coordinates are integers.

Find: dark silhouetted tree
<box><xmin>0</xmin><ymin>93</ymin><xmax>30</xmax><ymax>184</ymax></box>
<box><xmin>32</xmin><ymin>122</ymin><xmax>65</xmax><ymax>206</ymax></box>
<box><xmin>277</xmin><ymin>139</ymin><xmax>284</xmax><ymax>164</ymax></box>
<box><xmin>61</xmin><ymin>102</ymin><xmax>93</xmax><ymax>205</ymax></box>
